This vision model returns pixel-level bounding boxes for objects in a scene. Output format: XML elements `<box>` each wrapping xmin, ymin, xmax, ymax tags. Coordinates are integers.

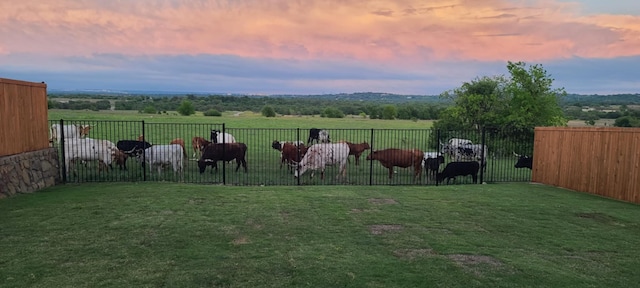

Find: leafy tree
<box><xmin>439</xmin><ymin>76</ymin><xmax>508</xmax><ymax>130</ymax></box>
<box><xmin>203</xmin><ymin>109</ymin><xmax>222</xmax><ymax>116</ymax></box>
<box><xmin>142</xmin><ymin>105</ymin><xmax>156</xmax><ymax>114</ymax></box>
<box><xmin>504</xmin><ymin>61</ymin><xmax>567</xmax><ymax>129</ymax></box>
<box><xmin>177</xmin><ymin>100</ymin><xmax>195</xmax><ymax>116</ymax></box>
<box><xmin>321</xmin><ymin>107</ymin><xmax>344</xmax><ymax>118</ymax></box>
<box><xmin>614</xmin><ymin>116</ymin><xmax>640</xmax><ymax>127</ymax></box>
<box><xmin>261</xmin><ymin>106</ymin><xmax>276</xmax><ymax>117</ymax></box>
<box><xmin>382</xmin><ymin>105</ymin><xmax>397</xmax><ymax>120</ymax></box>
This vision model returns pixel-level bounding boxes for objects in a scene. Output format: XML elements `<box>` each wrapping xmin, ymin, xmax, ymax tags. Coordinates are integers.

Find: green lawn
<box><xmin>1</xmin><ymin>183</ymin><xmax>639</xmax><ymax>287</ymax></box>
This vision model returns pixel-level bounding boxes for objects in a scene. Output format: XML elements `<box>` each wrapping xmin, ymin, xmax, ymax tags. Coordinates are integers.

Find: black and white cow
<box><xmin>210</xmin><ymin>130</ymin><xmax>236</xmax><ymax>144</ymax></box>
<box><xmin>116</xmin><ymin>140</ymin><xmax>152</xmax><ymax>157</ymax></box>
<box><xmin>307</xmin><ymin>128</ymin><xmax>330</xmax><ymax>145</ymax></box>
<box><xmin>422</xmin><ymin>152</ymin><xmax>445</xmax><ymax>178</ymax></box>
<box><xmin>436</xmin><ymin>161</ymin><xmax>480</xmax><ymax>184</ymax></box>
<box><xmin>514</xmin><ymin>152</ymin><xmax>533</xmax><ymax>169</ymax></box>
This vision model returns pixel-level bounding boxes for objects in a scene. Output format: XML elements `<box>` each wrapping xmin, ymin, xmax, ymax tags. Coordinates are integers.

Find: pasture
<box><xmin>48</xmin><ymin>110</ymin><xmax>532</xmax><ymax>185</ymax></box>
<box><xmin>1</xmin><ymin>183</ymin><xmax>639</xmax><ymax>287</ymax></box>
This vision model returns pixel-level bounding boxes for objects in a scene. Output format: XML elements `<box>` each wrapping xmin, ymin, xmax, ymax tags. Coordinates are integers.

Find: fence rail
<box><xmin>49</xmin><ymin>120</ymin><xmax>533</xmax><ymax>186</ymax></box>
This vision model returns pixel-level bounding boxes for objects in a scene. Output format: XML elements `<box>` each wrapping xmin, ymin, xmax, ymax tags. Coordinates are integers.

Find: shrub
<box><xmin>204</xmin><ymin>109</ymin><xmax>222</xmax><ymax>117</ymax></box>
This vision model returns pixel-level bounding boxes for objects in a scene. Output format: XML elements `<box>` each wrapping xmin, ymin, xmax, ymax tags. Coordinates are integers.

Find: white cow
<box><xmin>50</xmin><ymin>124</ymin><xmax>91</xmax><ymax>144</ymax></box>
<box><xmin>64</xmin><ymin>138</ymin><xmax>116</xmax><ymax>176</ymax></box>
<box><xmin>294</xmin><ymin>142</ymin><xmax>350</xmax><ymax>180</ymax></box>
<box><xmin>138</xmin><ymin>144</ymin><xmax>184</xmax><ymax>176</ymax></box>
<box><xmin>210</xmin><ymin>130</ymin><xmax>236</xmax><ymax>144</ymax></box>
<box><xmin>440</xmin><ymin>138</ymin><xmax>473</xmax><ymax>161</ymax></box>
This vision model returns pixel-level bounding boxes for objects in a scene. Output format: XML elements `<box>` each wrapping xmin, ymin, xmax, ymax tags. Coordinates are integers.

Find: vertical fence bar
<box><xmin>480</xmin><ymin>128</ymin><xmax>486</xmax><ymax>184</ymax></box>
<box><xmin>369</xmin><ymin>128</ymin><xmax>374</xmax><ymax>186</ymax></box>
<box><xmin>59</xmin><ymin>119</ymin><xmax>67</xmax><ymax>184</ymax></box>
<box><xmin>222</xmin><ymin>123</ymin><xmax>226</xmax><ymax>185</ymax></box>
<box><xmin>142</xmin><ymin>120</ymin><xmax>146</xmax><ymax>182</ymax></box>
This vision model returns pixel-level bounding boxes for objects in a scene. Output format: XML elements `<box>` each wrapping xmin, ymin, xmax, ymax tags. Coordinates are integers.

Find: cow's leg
<box><xmin>472</xmin><ymin>174</ymin><xmax>478</xmax><ymax>184</ymax></box>
<box><xmin>388</xmin><ymin>168</ymin><xmax>394</xmax><ymax>179</ymax></box>
<box><xmin>354</xmin><ymin>154</ymin><xmax>360</xmax><ymax>166</ymax></box>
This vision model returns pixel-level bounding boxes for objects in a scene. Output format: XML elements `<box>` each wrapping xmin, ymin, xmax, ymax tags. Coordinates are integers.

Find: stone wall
<box><xmin>0</xmin><ymin>148</ymin><xmax>60</xmax><ymax>198</ymax></box>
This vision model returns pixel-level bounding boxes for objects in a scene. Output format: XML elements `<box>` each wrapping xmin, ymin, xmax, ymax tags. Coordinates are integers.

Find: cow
<box><xmin>113</xmin><ymin>149</ymin><xmax>129</xmax><ymax>170</ymax></box>
<box><xmin>440</xmin><ymin>138</ymin><xmax>473</xmax><ymax>160</ymax></box>
<box><xmin>63</xmin><ymin>138</ymin><xmax>116</xmax><ymax>176</ymax></box>
<box><xmin>272</xmin><ymin>140</ymin><xmax>308</xmax><ymax>172</ymax></box>
<box><xmin>116</xmin><ymin>140</ymin><xmax>153</xmax><ymax>157</ymax></box>
<box><xmin>50</xmin><ymin>124</ymin><xmax>91</xmax><ymax>144</ymax></box>
<box><xmin>198</xmin><ymin>143</ymin><xmax>248</xmax><ymax>173</ymax></box>
<box><xmin>169</xmin><ymin>138</ymin><xmax>188</xmax><ymax>158</ymax></box>
<box><xmin>436</xmin><ymin>161</ymin><xmax>480</xmax><ymax>184</ymax></box>
<box><xmin>138</xmin><ymin>144</ymin><xmax>184</xmax><ymax>176</ymax></box>
<box><xmin>307</xmin><ymin>128</ymin><xmax>330</xmax><ymax>145</ymax></box>
<box><xmin>342</xmin><ymin>141</ymin><xmax>370</xmax><ymax>166</ymax></box>
<box><xmin>191</xmin><ymin>136</ymin><xmax>211</xmax><ymax>159</ymax></box>
<box><xmin>514</xmin><ymin>152</ymin><xmax>533</xmax><ymax>169</ymax></box>
<box><xmin>422</xmin><ymin>152</ymin><xmax>445</xmax><ymax>178</ymax></box>
<box><xmin>366</xmin><ymin>148</ymin><xmax>424</xmax><ymax>181</ymax></box>
<box><xmin>294</xmin><ymin>143</ymin><xmax>349</xmax><ymax>180</ymax></box>
<box><xmin>210</xmin><ymin>130</ymin><xmax>236</xmax><ymax>144</ymax></box>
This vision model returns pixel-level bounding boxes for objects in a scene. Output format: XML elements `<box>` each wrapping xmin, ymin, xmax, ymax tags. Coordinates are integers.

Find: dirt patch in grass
<box><xmin>188</xmin><ymin>198</ymin><xmax>206</xmax><ymax>205</ymax></box>
<box><xmin>368</xmin><ymin>198</ymin><xmax>398</xmax><ymax>205</ymax></box>
<box><xmin>448</xmin><ymin>254</ymin><xmax>503</xmax><ymax>276</ymax></box>
<box><xmin>393</xmin><ymin>249</ymin><xmax>437</xmax><ymax>260</ymax></box>
<box><xmin>233</xmin><ymin>236</ymin><xmax>250</xmax><ymax>245</ymax></box>
<box><xmin>576</xmin><ymin>212</ymin><xmax>618</xmax><ymax>224</ymax></box>
<box><xmin>369</xmin><ymin>224</ymin><xmax>403</xmax><ymax>235</ymax></box>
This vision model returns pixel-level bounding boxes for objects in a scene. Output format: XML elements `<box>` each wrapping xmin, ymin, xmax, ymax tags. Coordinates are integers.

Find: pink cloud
<box><xmin>1</xmin><ymin>0</ymin><xmax>639</xmax><ymax>63</ymax></box>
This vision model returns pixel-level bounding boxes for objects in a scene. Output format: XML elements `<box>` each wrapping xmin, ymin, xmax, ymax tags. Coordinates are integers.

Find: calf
<box><xmin>198</xmin><ymin>143</ymin><xmax>248</xmax><ymax>173</ymax></box>
<box><xmin>514</xmin><ymin>153</ymin><xmax>533</xmax><ymax>169</ymax></box>
<box><xmin>366</xmin><ymin>148</ymin><xmax>424</xmax><ymax>181</ymax></box>
<box><xmin>436</xmin><ymin>161</ymin><xmax>480</xmax><ymax>184</ymax></box>
<box><xmin>343</xmin><ymin>141</ymin><xmax>370</xmax><ymax>166</ymax></box>
<box><xmin>113</xmin><ymin>149</ymin><xmax>129</xmax><ymax>170</ymax></box>
<box><xmin>294</xmin><ymin>143</ymin><xmax>349</xmax><ymax>180</ymax></box>
<box><xmin>191</xmin><ymin>136</ymin><xmax>211</xmax><ymax>159</ymax></box>
<box><xmin>422</xmin><ymin>152</ymin><xmax>445</xmax><ymax>178</ymax></box>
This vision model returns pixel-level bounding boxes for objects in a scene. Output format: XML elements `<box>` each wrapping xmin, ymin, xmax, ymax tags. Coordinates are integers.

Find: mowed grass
<box><xmin>1</xmin><ymin>183</ymin><xmax>639</xmax><ymax>287</ymax></box>
<box><xmin>48</xmin><ymin>109</ymin><xmax>530</xmax><ymax>184</ymax></box>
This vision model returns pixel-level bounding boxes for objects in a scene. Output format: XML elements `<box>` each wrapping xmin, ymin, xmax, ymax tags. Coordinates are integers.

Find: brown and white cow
<box><xmin>294</xmin><ymin>143</ymin><xmax>350</xmax><ymax>180</ymax></box>
<box><xmin>50</xmin><ymin>124</ymin><xmax>91</xmax><ymax>144</ymax></box>
<box><xmin>272</xmin><ymin>140</ymin><xmax>308</xmax><ymax>172</ymax></box>
<box><xmin>366</xmin><ymin>148</ymin><xmax>424</xmax><ymax>181</ymax></box>
<box><xmin>191</xmin><ymin>136</ymin><xmax>211</xmax><ymax>159</ymax></box>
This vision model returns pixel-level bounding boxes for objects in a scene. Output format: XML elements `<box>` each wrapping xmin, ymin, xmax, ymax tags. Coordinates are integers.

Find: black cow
<box><xmin>424</xmin><ymin>155</ymin><xmax>445</xmax><ymax>178</ymax></box>
<box><xmin>198</xmin><ymin>142</ymin><xmax>248</xmax><ymax>173</ymax></box>
<box><xmin>436</xmin><ymin>161</ymin><xmax>480</xmax><ymax>184</ymax></box>
<box><xmin>116</xmin><ymin>140</ymin><xmax>152</xmax><ymax>157</ymax></box>
<box><xmin>514</xmin><ymin>154</ymin><xmax>533</xmax><ymax>169</ymax></box>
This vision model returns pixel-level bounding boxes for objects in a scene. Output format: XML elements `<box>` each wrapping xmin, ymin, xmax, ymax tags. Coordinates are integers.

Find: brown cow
<box><xmin>272</xmin><ymin>140</ymin><xmax>308</xmax><ymax>172</ymax></box>
<box><xmin>169</xmin><ymin>138</ymin><xmax>188</xmax><ymax>158</ymax></box>
<box><xmin>191</xmin><ymin>136</ymin><xmax>211</xmax><ymax>159</ymax></box>
<box><xmin>342</xmin><ymin>141</ymin><xmax>370</xmax><ymax>165</ymax></box>
<box><xmin>366</xmin><ymin>148</ymin><xmax>424</xmax><ymax>181</ymax></box>
<box><xmin>113</xmin><ymin>149</ymin><xmax>129</xmax><ymax>170</ymax></box>
<box><xmin>198</xmin><ymin>142</ymin><xmax>248</xmax><ymax>173</ymax></box>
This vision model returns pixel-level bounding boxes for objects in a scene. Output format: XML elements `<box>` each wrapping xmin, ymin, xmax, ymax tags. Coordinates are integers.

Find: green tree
<box><xmin>321</xmin><ymin>107</ymin><xmax>344</xmax><ymax>118</ymax></box>
<box><xmin>381</xmin><ymin>105</ymin><xmax>397</xmax><ymax>120</ymax></box>
<box><xmin>439</xmin><ymin>76</ymin><xmax>508</xmax><ymax>130</ymax></box>
<box><xmin>203</xmin><ymin>109</ymin><xmax>222</xmax><ymax>117</ymax></box>
<box><xmin>614</xmin><ymin>116</ymin><xmax>640</xmax><ymax>127</ymax></box>
<box><xmin>503</xmin><ymin>61</ymin><xmax>567</xmax><ymax>129</ymax></box>
<box><xmin>261</xmin><ymin>105</ymin><xmax>276</xmax><ymax>117</ymax></box>
<box><xmin>142</xmin><ymin>105</ymin><xmax>156</xmax><ymax>114</ymax></box>
<box><xmin>177</xmin><ymin>100</ymin><xmax>195</xmax><ymax>116</ymax></box>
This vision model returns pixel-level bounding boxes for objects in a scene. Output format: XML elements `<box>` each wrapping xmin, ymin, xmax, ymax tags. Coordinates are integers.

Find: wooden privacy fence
<box><xmin>533</xmin><ymin>127</ymin><xmax>640</xmax><ymax>204</ymax></box>
<box><xmin>0</xmin><ymin>78</ymin><xmax>49</xmax><ymax>157</ymax></box>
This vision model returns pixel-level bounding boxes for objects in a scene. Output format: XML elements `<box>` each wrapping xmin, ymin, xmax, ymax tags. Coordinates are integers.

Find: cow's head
<box><xmin>77</xmin><ymin>125</ymin><xmax>91</xmax><ymax>138</ymax></box>
<box><xmin>210</xmin><ymin>130</ymin><xmax>220</xmax><ymax>143</ymax></box>
<box><xmin>514</xmin><ymin>152</ymin><xmax>533</xmax><ymax>169</ymax></box>
<box><xmin>271</xmin><ymin>140</ymin><xmax>282</xmax><ymax>151</ymax></box>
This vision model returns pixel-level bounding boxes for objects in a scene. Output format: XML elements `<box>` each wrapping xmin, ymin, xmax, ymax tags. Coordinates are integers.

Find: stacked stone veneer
<box><xmin>0</xmin><ymin>148</ymin><xmax>60</xmax><ymax>198</ymax></box>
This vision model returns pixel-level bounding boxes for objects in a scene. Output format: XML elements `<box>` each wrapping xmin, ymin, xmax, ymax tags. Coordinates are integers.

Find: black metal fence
<box><xmin>49</xmin><ymin>120</ymin><xmax>533</xmax><ymax>185</ymax></box>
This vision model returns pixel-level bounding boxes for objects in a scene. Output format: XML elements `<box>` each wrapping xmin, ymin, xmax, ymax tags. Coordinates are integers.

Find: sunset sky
<box><xmin>1</xmin><ymin>0</ymin><xmax>639</xmax><ymax>95</ymax></box>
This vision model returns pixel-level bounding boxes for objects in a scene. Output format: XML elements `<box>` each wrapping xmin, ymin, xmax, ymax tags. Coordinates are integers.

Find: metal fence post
<box><xmin>296</xmin><ymin>128</ymin><xmax>301</xmax><ymax>186</ymax></box>
<box><xmin>142</xmin><ymin>120</ymin><xmax>146</xmax><ymax>182</ymax></box>
<box><xmin>59</xmin><ymin>119</ymin><xmax>67</xmax><ymax>184</ymax></box>
<box><xmin>222</xmin><ymin>123</ymin><xmax>226</xmax><ymax>185</ymax></box>
<box><xmin>369</xmin><ymin>128</ymin><xmax>374</xmax><ymax>186</ymax></box>
<box><xmin>435</xmin><ymin>129</ymin><xmax>440</xmax><ymax>187</ymax></box>
<box><xmin>480</xmin><ymin>128</ymin><xmax>486</xmax><ymax>184</ymax></box>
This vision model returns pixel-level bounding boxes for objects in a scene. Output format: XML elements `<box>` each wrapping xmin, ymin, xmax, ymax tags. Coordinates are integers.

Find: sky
<box><xmin>1</xmin><ymin>0</ymin><xmax>639</xmax><ymax>95</ymax></box>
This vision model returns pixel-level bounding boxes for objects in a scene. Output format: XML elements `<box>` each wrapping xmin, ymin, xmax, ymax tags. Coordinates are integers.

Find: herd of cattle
<box><xmin>50</xmin><ymin>124</ymin><xmax>533</xmax><ymax>184</ymax></box>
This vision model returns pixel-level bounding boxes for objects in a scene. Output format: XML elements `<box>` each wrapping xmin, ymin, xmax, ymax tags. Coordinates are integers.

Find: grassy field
<box><xmin>1</xmin><ymin>183</ymin><xmax>639</xmax><ymax>287</ymax></box>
